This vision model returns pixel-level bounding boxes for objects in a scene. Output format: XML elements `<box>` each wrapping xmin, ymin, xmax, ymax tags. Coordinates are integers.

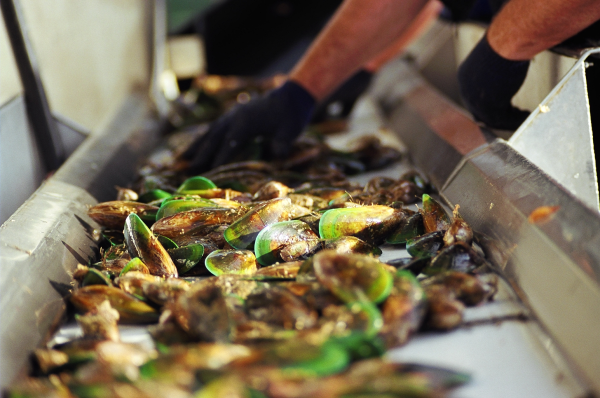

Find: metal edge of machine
<box><xmin>0</xmin><ymin>93</ymin><xmax>162</xmax><ymax>389</ymax></box>
<box><xmin>384</xmin><ymin>68</ymin><xmax>600</xmax><ymax>392</ymax></box>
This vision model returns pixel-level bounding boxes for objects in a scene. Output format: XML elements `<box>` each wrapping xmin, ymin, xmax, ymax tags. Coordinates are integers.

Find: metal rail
<box><xmin>0</xmin><ymin>0</ymin><xmax>64</xmax><ymax>171</ymax></box>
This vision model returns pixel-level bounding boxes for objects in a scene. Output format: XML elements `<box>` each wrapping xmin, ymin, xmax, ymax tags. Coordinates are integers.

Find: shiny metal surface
<box><xmin>443</xmin><ymin>140</ymin><xmax>600</xmax><ymax>391</ymax></box>
<box><xmin>509</xmin><ymin>48</ymin><xmax>600</xmax><ymax>212</ymax></box>
<box><xmin>380</xmin><ymin>59</ymin><xmax>600</xmax><ymax>393</ymax></box>
<box><xmin>0</xmin><ymin>93</ymin><xmax>162</xmax><ymax>388</ymax></box>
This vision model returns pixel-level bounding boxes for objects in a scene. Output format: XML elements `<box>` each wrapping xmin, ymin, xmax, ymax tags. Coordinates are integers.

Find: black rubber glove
<box><xmin>183</xmin><ymin>81</ymin><xmax>315</xmax><ymax>172</ymax></box>
<box><xmin>311</xmin><ymin>69</ymin><xmax>373</xmax><ymax>123</ymax></box>
<box><xmin>458</xmin><ymin>34</ymin><xmax>530</xmax><ymax>130</ymax></box>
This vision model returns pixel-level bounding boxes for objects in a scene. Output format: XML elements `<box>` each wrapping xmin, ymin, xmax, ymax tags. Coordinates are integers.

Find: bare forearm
<box><xmin>290</xmin><ymin>0</ymin><xmax>429</xmax><ymax>101</ymax></box>
<box><xmin>365</xmin><ymin>0</ymin><xmax>442</xmax><ymax>72</ymax></box>
<box><xmin>488</xmin><ymin>0</ymin><xmax>600</xmax><ymax>60</ymax></box>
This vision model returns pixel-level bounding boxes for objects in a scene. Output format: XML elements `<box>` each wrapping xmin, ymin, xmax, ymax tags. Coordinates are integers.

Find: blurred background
<box><xmin>0</xmin><ymin>0</ymin><xmax>584</xmax><ymax>225</ymax></box>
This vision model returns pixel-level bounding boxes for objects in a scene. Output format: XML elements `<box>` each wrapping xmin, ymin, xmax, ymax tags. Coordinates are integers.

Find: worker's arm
<box><xmin>488</xmin><ymin>0</ymin><xmax>600</xmax><ymax>60</ymax></box>
<box><xmin>458</xmin><ymin>0</ymin><xmax>600</xmax><ymax>130</ymax></box>
<box><xmin>184</xmin><ymin>0</ymin><xmax>430</xmax><ymax>171</ymax></box>
<box><xmin>291</xmin><ymin>0</ymin><xmax>430</xmax><ymax>101</ymax></box>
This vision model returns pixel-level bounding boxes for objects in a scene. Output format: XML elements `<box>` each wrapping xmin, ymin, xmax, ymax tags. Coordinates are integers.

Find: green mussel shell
<box><xmin>176</xmin><ymin>176</ymin><xmax>217</xmax><ymax>193</ymax></box>
<box><xmin>70</xmin><ymin>285</ymin><xmax>158</xmax><ymax>323</ymax></box>
<box><xmin>224</xmin><ymin>198</ymin><xmax>293</xmax><ymax>250</ymax></box>
<box><xmin>156</xmin><ymin>197</ymin><xmax>218</xmax><ymax>220</ymax></box>
<box><xmin>421</xmin><ymin>194</ymin><xmax>450</xmax><ymax>233</ymax></box>
<box><xmin>81</xmin><ymin>268</ymin><xmax>112</xmax><ymax>287</ymax></box>
<box><xmin>254</xmin><ymin>220</ymin><xmax>320</xmax><ymax>266</ymax></box>
<box><xmin>119</xmin><ymin>257</ymin><xmax>150</xmax><ymax>276</ymax></box>
<box><xmin>318</xmin><ymin>205</ymin><xmax>404</xmax><ymax>244</ymax></box>
<box><xmin>168</xmin><ymin>243</ymin><xmax>205</xmax><ymax>274</ymax></box>
<box><xmin>205</xmin><ymin>249</ymin><xmax>257</xmax><ymax>276</ymax></box>
<box><xmin>138</xmin><ymin>189</ymin><xmax>172</xmax><ymax>204</ymax></box>
<box><xmin>386</xmin><ymin>212</ymin><xmax>425</xmax><ymax>244</ymax></box>
<box><xmin>313</xmin><ymin>251</ymin><xmax>393</xmax><ymax>304</ymax></box>
<box><xmin>124</xmin><ymin>213</ymin><xmax>178</xmax><ymax>278</ymax></box>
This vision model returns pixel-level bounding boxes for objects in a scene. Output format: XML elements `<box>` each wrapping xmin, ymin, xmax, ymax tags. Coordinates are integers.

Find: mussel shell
<box><xmin>119</xmin><ymin>257</ymin><xmax>150</xmax><ymax>276</ymax></box>
<box><xmin>421</xmin><ymin>194</ymin><xmax>450</xmax><ymax>233</ymax></box>
<box><xmin>124</xmin><ymin>213</ymin><xmax>178</xmax><ymax>278</ymax></box>
<box><xmin>176</xmin><ymin>176</ymin><xmax>217</xmax><ymax>192</ymax></box>
<box><xmin>380</xmin><ymin>270</ymin><xmax>426</xmax><ymax>348</ymax></box>
<box><xmin>423</xmin><ymin>243</ymin><xmax>484</xmax><ymax>276</ymax></box>
<box><xmin>88</xmin><ymin>201</ymin><xmax>158</xmax><ymax>230</ymax></box>
<box><xmin>172</xmin><ymin>281</ymin><xmax>231</xmax><ymax>342</ymax></box>
<box><xmin>224</xmin><ymin>198</ymin><xmax>293</xmax><ymax>250</ymax></box>
<box><xmin>168</xmin><ymin>243</ymin><xmax>205</xmax><ymax>274</ymax></box>
<box><xmin>70</xmin><ymin>285</ymin><xmax>159</xmax><ymax>324</ymax></box>
<box><xmin>385</xmin><ymin>212</ymin><xmax>424</xmax><ymax>244</ymax></box>
<box><xmin>443</xmin><ymin>212</ymin><xmax>473</xmax><ymax>246</ymax></box>
<box><xmin>254</xmin><ymin>220</ymin><xmax>320</xmax><ymax>266</ymax></box>
<box><xmin>287</xmin><ymin>193</ymin><xmax>329</xmax><ymax>210</ymax></box>
<box><xmin>318</xmin><ymin>205</ymin><xmax>405</xmax><ymax>245</ymax></box>
<box><xmin>294</xmin><ymin>212</ymin><xmax>322</xmax><ymax>234</ymax></box>
<box><xmin>252</xmin><ymin>262</ymin><xmax>302</xmax><ymax>279</ymax></box>
<box><xmin>205</xmin><ymin>249</ymin><xmax>257</xmax><ymax>276</ymax></box>
<box><xmin>312</xmin><ymin>251</ymin><xmax>393</xmax><ymax>304</ymax></box>
<box><xmin>156</xmin><ymin>198</ymin><xmax>218</xmax><ymax>220</ymax></box>
<box><xmin>138</xmin><ymin>189</ymin><xmax>172</xmax><ymax>204</ymax></box>
<box><xmin>253</xmin><ymin>181</ymin><xmax>292</xmax><ymax>201</ymax></box>
<box><xmin>406</xmin><ymin>230</ymin><xmax>444</xmax><ymax>259</ymax></box>
<box><xmin>323</xmin><ymin>236</ymin><xmax>382</xmax><ymax>256</ymax></box>
<box><xmin>81</xmin><ymin>269</ymin><xmax>112</xmax><ymax>287</ymax></box>
<box><xmin>152</xmin><ymin>207</ymin><xmax>246</xmax><ymax>238</ymax></box>
<box><xmin>385</xmin><ymin>256</ymin><xmax>430</xmax><ymax>276</ymax></box>
<box><xmin>245</xmin><ymin>286</ymin><xmax>318</xmax><ymax>330</ymax></box>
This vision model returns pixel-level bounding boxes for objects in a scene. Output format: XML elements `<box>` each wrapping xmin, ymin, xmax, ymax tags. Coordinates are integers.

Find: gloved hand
<box><xmin>183</xmin><ymin>80</ymin><xmax>315</xmax><ymax>172</ymax></box>
<box><xmin>311</xmin><ymin>69</ymin><xmax>373</xmax><ymax>123</ymax></box>
<box><xmin>457</xmin><ymin>34</ymin><xmax>530</xmax><ymax>130</ymax></box>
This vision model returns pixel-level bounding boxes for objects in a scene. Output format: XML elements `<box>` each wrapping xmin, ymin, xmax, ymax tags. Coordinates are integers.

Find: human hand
<box><xmin>457</xmin><ymin>34</ymin><xmax>530</xmax><ymax>130</ymax></box>
<box><xmin>311</xmin><ymin>69</ymin><xmax>373</xmax><ymax>123</ymax></box>
<box><xmin>183</xmin><ymin>80</ymin><xmax>315</xmax><ymax>172</ymax></box>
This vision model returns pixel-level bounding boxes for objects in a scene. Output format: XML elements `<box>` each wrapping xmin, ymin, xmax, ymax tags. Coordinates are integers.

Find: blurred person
<box><xmin>184</xmin><ymin>0</ymin><xmax>600</xmax><ymax>172</ymax></box>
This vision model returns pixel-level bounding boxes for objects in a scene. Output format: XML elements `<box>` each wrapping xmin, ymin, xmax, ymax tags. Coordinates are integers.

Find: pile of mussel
<box><xmin>8</xmin><ymin>138</ymin><xmax>499</xmax><ymax>398</ymax></box>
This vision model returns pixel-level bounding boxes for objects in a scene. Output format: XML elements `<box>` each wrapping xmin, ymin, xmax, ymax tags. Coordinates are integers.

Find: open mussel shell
<box><xmin>176</xmin><ymin>176</ymin><xmax>217</xmax><ymax>193</ymax></box>
<box><xmin>254</xmin><ymin>220</ymin><xmax>320</xmax><ymax>266</ymax></box>
<box><xmin>318</xmin><ymin>205</ymin><xmax>405</xmax><ymax>245</ymax></box>
<box><xmin>323</xmin><ymin>236</ymin><xmax>382</xmax><ymax>256</ymax></box>
<box><xmin>205</xmin><ymin>249</ymin><xmax>257</xmax><ymax>276</ymax></box>
<box><xmin>167</xmin><ymin>243</ymin><xmax>205</xmax><ymax>274</ymax></box>
<box><xmin>312</xmin><ymin>251</ymin><xmax>393</xmax><ymax>305</ymax></box>
<box><xmin>386</xmin><ymin>212</ymin><xmax>425</xmax><ymax>244</ymax></box>
<box><xmin>70</xmin><ymin>285</ymin><xmax>159</xmax><ymax>323</ymax></box>
<box><xmin>88</xmin><ymin>201</ymin><xmax>158</xmax><ymax>229</ymax></box>
<box><xmin>152</xmin><ymin>207</ymin><xmax>245</xmax><ymax>238</ymax></box>
<box><xmin>124</xmin><ymin>213</ymin><xmax>178</xmax><ymax>278</ymax></box>
<box><xmin>421</xmin><ymin>194</ymin><xmax>450</xmax><ymax>233</ymax></box>
<box><xmin>224</xmin><ymin>198</ymin><xmax>293</xmax><ymax>250</ymax></box>
<box><xmin>156</xmin><ymin>197</ymin><xmax>218</xmax><ymax>220</ymax></box>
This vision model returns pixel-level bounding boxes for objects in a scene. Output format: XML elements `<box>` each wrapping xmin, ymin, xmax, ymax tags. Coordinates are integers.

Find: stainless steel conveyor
<box><xmin>1</xmin><ymin>10</ymin><xmax>600</xmax><ymax>397</ymax></box>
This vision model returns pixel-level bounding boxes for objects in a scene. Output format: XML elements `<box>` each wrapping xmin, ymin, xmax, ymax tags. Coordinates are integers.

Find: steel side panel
<box><xmin>440</xmin><ymin>141</ymin><xmax>600</xmax><ymax>390</ymax></box>
<box><xmin>0</xmin><ymin>93</ymin><xmax>162</xmax><ymax>389</ymax></box>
